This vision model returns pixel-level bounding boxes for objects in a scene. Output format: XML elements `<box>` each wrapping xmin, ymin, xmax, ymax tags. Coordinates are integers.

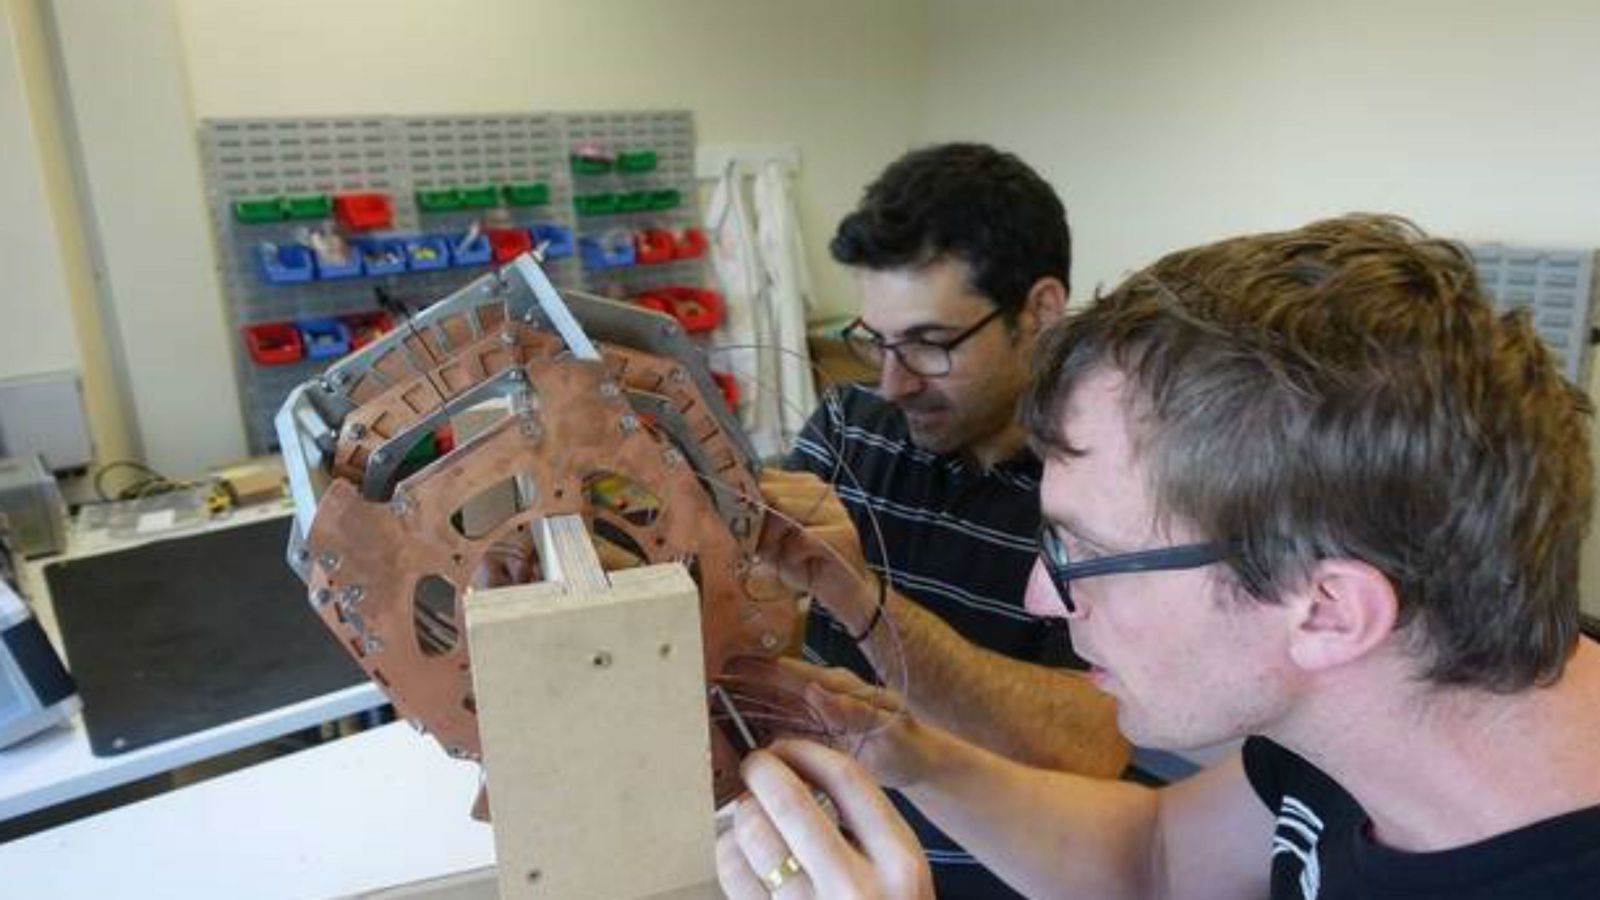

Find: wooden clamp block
<box><xmin>466</xmin><ymin>516</ymin><xmax>720</xmax><ymax>900</ymax></box>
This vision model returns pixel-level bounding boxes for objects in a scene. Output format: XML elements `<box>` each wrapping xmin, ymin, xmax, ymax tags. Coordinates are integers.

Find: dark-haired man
<box><xmin>771</xmin><ymin>143</ymin><xmax>1129</xmax><ymax>898</ymax></box>
<box><xmin>726</xmin><ymin>215</ymin><xmax>1600</xmax><ymax>899</ymax></box>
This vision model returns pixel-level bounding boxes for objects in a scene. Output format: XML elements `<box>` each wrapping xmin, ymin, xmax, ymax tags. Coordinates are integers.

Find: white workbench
<box><xmin>0</xmin><ymin>504</ymin><xmax>386</xmax><ymax>822</ymax></box>
<box><xmin>0</xmin><ymin>721</ymin><xmax>496</xmax><ymax>899</ymax></box>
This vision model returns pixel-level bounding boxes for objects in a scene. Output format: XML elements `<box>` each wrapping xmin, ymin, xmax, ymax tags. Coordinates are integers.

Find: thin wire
<box><xmin>704</xmin><ymin>341</ymin><xmax>920</xmax><ymax>757</ymax></box>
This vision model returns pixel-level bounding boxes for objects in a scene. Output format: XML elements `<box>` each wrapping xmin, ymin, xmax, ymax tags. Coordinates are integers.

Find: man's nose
<box><xmin>877</xmin><ymin>352</ymin><xmax>925</xmax><ymax>402</ymax></box>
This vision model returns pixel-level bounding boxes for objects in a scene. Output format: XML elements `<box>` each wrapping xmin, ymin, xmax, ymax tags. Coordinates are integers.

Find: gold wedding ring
<box><xmin>760</xmin><ymin>853</ymin><xmax>803</xmax><ymax>893</ymax></box>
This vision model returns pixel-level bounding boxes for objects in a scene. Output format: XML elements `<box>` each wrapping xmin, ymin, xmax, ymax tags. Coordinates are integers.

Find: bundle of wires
<box><xmin>92</xmin><ymin>460</ymin><xmax>233</xmax><ymax>514</ymax></box>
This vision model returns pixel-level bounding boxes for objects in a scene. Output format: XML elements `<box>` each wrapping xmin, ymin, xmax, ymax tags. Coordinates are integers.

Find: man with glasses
<box><xmin>767</xmin><ymin>143</ymin><xmax>1129</xmax><ymax>898</ymax></box>
<box><xmin>722</xmin><ymin>215</ymin><xmax>1600</xmax><ymax>899</ymax></box>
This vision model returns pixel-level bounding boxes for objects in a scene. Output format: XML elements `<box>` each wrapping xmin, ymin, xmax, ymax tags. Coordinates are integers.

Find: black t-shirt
<box><xmin>1243</xmin><ymin>735</ymin><xmax>1600</xmax><ymax>899</ymax></box>
<box><xmin>787</xmin><ymin>385</ymin><xmax>1083</xmax><ymax>899</ymax></box>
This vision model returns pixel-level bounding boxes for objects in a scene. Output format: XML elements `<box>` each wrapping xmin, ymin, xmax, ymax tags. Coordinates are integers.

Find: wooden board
<box><xmin>466</xmin><ymin>562</ymin><xmax>718</xmax><ymax>900</ymax></box>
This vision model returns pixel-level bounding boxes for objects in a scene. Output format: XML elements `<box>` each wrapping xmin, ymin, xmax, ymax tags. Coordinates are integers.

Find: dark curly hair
<box><xmin>830</xmin><ymin>143</ymin><xmax>1071</xmax><ymax>317</ymax></box>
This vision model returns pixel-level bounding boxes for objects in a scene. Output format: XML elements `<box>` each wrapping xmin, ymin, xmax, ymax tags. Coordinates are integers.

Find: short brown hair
<box><xmin>1023</xmin><ymin>214</ymin><xmax>1592</xmax><ymax>691</ymax></box>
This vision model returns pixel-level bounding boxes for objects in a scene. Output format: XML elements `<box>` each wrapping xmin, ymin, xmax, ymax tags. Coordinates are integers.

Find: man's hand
<box><xmin>757</xmin><ymin>470</ymin><xmax>879</xmax><ymax>635</ymax></box>
<box><xmin>716</xmin><ymin>740</ymin><xmax>934</xmax><ymax>900</ymax></box>
<box><xmin>724</xmin><ymin>657</ymin><xmax>939</xmax><ymax>790</ymax></box>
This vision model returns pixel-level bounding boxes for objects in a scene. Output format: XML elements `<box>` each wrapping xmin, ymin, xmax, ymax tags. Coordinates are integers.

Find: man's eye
<box><xmin>1062</xmin><ymin>534</ymin><xmax>1100</xmax><ymax>561</ymax></box>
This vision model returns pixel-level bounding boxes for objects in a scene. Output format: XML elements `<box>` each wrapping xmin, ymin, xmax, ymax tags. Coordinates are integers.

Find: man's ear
<box><xmin>1284</xmin><ymin>559</ymin><xmax>1399</xmax><ymax>673</ymax></box>
<box><xmin>1021</xmin><ymin>277</ymin><xmax>1069</xmax><ymax>335</ymax></box>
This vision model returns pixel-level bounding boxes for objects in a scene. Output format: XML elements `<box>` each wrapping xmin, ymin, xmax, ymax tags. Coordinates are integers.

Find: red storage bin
<box><xmin>244</xmin><ymin>322</ymin><xmax>305</xmax><ymax>365</ymax></box>
<box><xmin>486</xmin><ymin>227</ymin><xmax>534</xmax><ymax>263</ymax></box>
<box><xmin>333</xmin><ymin>193</ymin><xmax>393</xmax><ymax>231</ymax></box>
<box><xmin>672</xmin><ymin>227</ymin><xmax>708</xmax><ymax>260</ymax></box>
<box><xmin>659</xmin><ymin>287</ymin><xmax>724</xmax><ymax>333</ymax></box>
<box><xmin>632</xmin><ymin>292</ymin><xmax>674</xmax><ymax>316</ymax></box>
<box><xmin>633</xmin><ymin>228</ymin><xmax>676</xmax><ymax>265</ymax></box>
<box><xmin>343</xmin><ymin>311</ymin><xmax>394</xmax><ymax>350</ymax></box>
<box><xmin>632</xmin><ymin>287</ymin><xmax>724</xmax><ymax>333</ymax></box>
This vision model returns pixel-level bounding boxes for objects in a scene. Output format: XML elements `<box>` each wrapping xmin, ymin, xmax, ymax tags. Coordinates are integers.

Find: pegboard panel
<box><xmin>200</xmin><ymin>110</ymin><xmax>711</xmax><ymax>454</ymax></box>
<box><xmin>395</xmin><ymin>113</ymin><xmax>581</xmax><ymax>287</ymax></box>
<box><xmin>558</xmin><ymin>110</ymin><xmax>706</xmax><ymax>299</ymax></box>
<box><xmin>1470</xmin><ymin>244</ymin><xmax>1598</xmax><ymax>385</ymax></box>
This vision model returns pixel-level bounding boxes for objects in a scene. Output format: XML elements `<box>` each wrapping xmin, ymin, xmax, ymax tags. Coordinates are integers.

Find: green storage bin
<box><xmin>282</xmin><ymin>194</ymin><xmax>332</xmax><ymax>219</ymax></box>
<box><xmin>458</xmin><ymin>185</ymin><xmax>499</xmax><ymax>209</ymax></box>
<box><xmin>616</xmin><ymin>150</ymin><xmax>658</xmax><ymax>174</ymax></box>
<box><xmin>233</xmin><ymin>197</ymin><xmax>285</xmax><ymax>223</ymax></box>
<box><xmin>647</xmin><ymin>189</ymin><xmax>681</xmax><ymax>211</ymax></box>
<box><xmin>416</xmin><ymin>188</ymin><xmax>463</xmax><ymax>212</ymax></box>
<box><xmin>575</xmin><ymin>193</ymin><xmax>619</xmax><ymax>216</ymax></box>
<box><xmin>616</xmin><ymin>191</ymin><xmax>652</xmax><ymax>213</ymax></box>
<box><xmin>503</xmin><ymin>182</ymin><xmax>550</xmax><ymax>206</ymax></box>
<box><xmin>571</xmin><ymin>154</ymin><xmax>613</xmax><ymax>176</ymax></box>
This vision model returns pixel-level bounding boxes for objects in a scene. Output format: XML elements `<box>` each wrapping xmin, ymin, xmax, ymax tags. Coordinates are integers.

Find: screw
<box><xmin>661</xmin><ymin>447</ymin><xmax>683</xmax><ymax>467</ymax></box>
<box><xmin>362</xmin><ymin>635</ymin><xmax>384</xmax><ymax>655</ymax></box>
<box><xmin>500</xmin><ymin>330</ymin><xmax>517</xmax><ymax>346</ymax></box>
<box><xmin>526</xmin><ymin>870</ymin><xmax>542</xmax><ymax>884</ymax></box>
<box><xmin>346</xmin><ymin>422</ymin><xmax>367</xmax><ymax>440</ymax></box>
<box><xmin>312</xmin><ymin>587</ymin><xmax>332</xmax><ymax>606</ymax></box>
<box><xmin>320</xmin><ymin>551</ymin><xmax>341</xmax><ymax>572</ymax></box>
<box><xmin>592</xmin><ymin>650</ymin><xmax>613</xmax><ymax>668</ymax></box>
<box><xmin>761</xmin><ymin>633</ymin><xmax>778</xmax><ymax>650</ymax></box>
<box><xmin>341</xmin><ymin>586</ymin><xmax>365</xmax><ymax>608</ymax></box>
<box><xmin>600</xmin><ymin>380</ymin><xmax>620</xmax><ymax>398</ymax></box>
<box><xmin>659</xmin><ymin>643</ymin><xmax>673</xmax><ymax>658</ymax></box>
<box><xmin>294</xmin><ymin>548</ymin><xmax>311</xmax><ymax>565</ymax></box>
<box><xmin>619</xmin><ymin>413</ymin><xmax>639</xmax><ymax>434</ymax></box>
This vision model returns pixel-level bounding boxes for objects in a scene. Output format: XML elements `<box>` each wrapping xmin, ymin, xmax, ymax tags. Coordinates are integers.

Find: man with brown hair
<box><xmin>720</xmin><ymin>215</ymin><xmax>1600</xmax><ymax>898</ymax></box>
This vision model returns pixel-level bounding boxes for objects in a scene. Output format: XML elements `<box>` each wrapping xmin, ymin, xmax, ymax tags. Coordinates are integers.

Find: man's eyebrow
<box><xmin>868</xmin><ymin>319</ymin><xmax>961</xmax><ymax>341</ymax></box>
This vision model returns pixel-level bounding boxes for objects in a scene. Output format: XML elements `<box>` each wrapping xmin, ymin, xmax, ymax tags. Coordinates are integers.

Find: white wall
<box><xmin>172</xmin><ymin>0</ymin><xmax>929</xmax><ymax>321</ymax></box>
<box><xmin>35</xmin><ymin>0</ymin><xmax>926</xmax><ymax>472</ymax></box>
<box><xmin>925</xmin><ymin>0</ymin><xmax>1600</xmax><ymax>293</ymax></box>
<box><xmin>49</xmin><ymin>0</ymin><xmax>243</xmax><ymax>475</ymax></box>
<box><xmin>922</xmin><ymin>0</ymin><xmax>1600</xmax><ymax>613</ymax></box>
<box><xmin>0</xmin><ymin>0</ymin><xmax>79</xmax><ymax>380</ymax></box>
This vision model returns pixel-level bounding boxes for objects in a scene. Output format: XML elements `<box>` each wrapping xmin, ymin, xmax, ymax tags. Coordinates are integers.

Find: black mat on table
<box><xmin>44</xmin><ymin>518</ymin><xmax>367</xmax><ymax>756</ymax></box>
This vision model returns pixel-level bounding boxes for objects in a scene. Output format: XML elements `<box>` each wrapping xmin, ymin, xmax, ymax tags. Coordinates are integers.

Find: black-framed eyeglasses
<box><xmin>839</xmin><ymin>307</ymin><xmax>1006</xmax><ymax>378</ymax></box>
<box><xmin>1038</xmin><ymin>523</ymin><xmax>1226</xmax><ymax>615</ymax></box>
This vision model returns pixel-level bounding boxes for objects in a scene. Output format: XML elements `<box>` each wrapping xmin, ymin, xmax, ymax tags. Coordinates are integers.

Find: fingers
<box><xmin>715</xmin><ymin>828</ymin><xmax>770</xmax><ymax>900</ymax></box>
<box><xmin>764</xmin><ymin>739</ymin><xmax>926</xmax><ymax>875</ymax></box>
<box><xmin>731</xmin><ymin>794</ymin><xmax>815</xmax><ymax>897</ymax></box>
<box><xmin>741</xmin><ymin>749</ymin><xmax>863</xmax><ymax>891</ymax></box>
<box><xmin>760</xmin><ymin>470</ymin><xmax>849</xmax><ymax>527</ymax></box>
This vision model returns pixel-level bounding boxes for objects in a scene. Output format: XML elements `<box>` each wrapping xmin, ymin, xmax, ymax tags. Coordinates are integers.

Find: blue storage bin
<box><xmin>314</xmin><ymin>245</ymin><xmax>362</xmax><ymax>280</ymax></box>
<box><xmin>449</xmin><ymin>232</ymin><xmax>492</xmax><ymax>267</ymax></box>
<box><xmin>257</xmin><ymin>243</ymin><xmax>315</xmax><ymax>284</ymax></box>
<box><xmin>579</xmin><ymin>232</ymin><xmax>636</xmax><ymax>270</ymax></box>
<box><xmin>531</xmin><ymin>223</ymin><xmax>574</xmax><ymax>260</ymax></box>
<box><xmin>405</xmin><ymin>236</ymin><xmax>451</xmax><ymax>271</ymax></box>
<box><xmin>358</xmin><ymin>239</ymin><xmax>408</xmax><ymax>277</ymax></box>
<box><xmin>299</xmin><ymin>318</ymin><xmax>351</xmax><ymax>360</ymax></box>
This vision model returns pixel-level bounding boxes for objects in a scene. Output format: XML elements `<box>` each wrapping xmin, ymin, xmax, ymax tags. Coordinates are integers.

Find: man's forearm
<box><xmin>858</xmin><ymin>592</ymin><xmax>1130</xmax><ymax>776</ymax></box>
<box><xmin>898</xmin><ymin>722</ymin><xmax>1158</xmax><ymax>900</ymax></box>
